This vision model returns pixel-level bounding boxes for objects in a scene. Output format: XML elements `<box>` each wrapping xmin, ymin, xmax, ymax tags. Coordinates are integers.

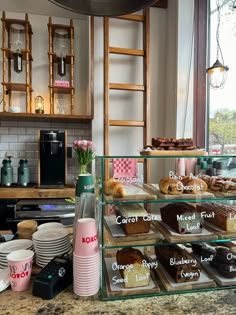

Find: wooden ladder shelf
<box><xmin>103</xmin><ymin>9</ymin><xmax>151</xmax><ymax>181</ymax></box>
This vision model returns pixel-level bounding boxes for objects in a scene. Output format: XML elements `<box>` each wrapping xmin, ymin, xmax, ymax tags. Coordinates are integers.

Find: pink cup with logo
<box><xmin>74</xmin><ymin>218</ymin><xmax>99</xmax><ymax>256</ymax></box>
<box><xmin>7</xmin><ymin>249</ymin><xmax>34</xmax><ymax>291</ymax></box>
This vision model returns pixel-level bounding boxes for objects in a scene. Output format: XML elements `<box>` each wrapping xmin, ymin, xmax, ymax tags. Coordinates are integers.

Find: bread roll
<box><xmin>159</xmin><ymin>177</ymin><xmax>183</xmax><ymax>195</ymax></box>
<box><xmin>181</xmin><ymin>177</ymin><xmax>207</xmax><ymax>194</ymax></box>
<box><xmin>104</xmin><ymin>178</ymin><xmax>126</xmax><ymax>198</ymax></box>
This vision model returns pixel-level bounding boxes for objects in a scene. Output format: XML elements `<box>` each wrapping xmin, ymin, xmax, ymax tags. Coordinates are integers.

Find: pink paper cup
<box><xmin>7</xmin><ymin>249</ymin><xmax>34</xmax><ymax>292</ymax></box>
<box><xmin>74</xmin><ymin>218</ymin><xmax>99</xmax><ymax>256</ymax></box>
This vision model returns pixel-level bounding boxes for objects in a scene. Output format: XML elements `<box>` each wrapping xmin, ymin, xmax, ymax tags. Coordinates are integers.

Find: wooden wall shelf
<box><xmin>0</xmin><ymin>185</ymin><xmax>75</xmax><ymax>199</ymax></box>
<box><xmin>0</xmin><ymin>112</ymin><xmax>93</xmax><ymax>122</ymax></box>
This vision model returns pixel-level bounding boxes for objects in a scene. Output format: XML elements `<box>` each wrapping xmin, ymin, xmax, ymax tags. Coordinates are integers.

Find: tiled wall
<box><xmin>0</xmin><ymin>119</ymin><xmax>92</xmax><ymax>185</ymax></box>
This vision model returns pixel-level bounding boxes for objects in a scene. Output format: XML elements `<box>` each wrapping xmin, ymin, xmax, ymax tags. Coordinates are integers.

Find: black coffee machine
<box><xmin>39</xmin><ymin>130</ymin><xmax>67</xmax><ymax>187</ymax></box>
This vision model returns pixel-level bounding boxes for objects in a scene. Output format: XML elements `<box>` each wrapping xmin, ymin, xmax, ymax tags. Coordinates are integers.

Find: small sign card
<box><xmin>54</xmin><ymin>80</ymin><xmax>70</xmax><ymax>87</ymax></box>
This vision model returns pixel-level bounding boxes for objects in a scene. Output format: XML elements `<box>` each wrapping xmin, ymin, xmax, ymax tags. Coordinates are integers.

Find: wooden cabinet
<box><xmin>48</xmin><ymin>17</ymin><xmax>75</xmax><ymax>115</ymax></box>
<box><xmin>1</xmin><ymin>11</ymin><xmax>33</xmax><ymax>113</ymax></box>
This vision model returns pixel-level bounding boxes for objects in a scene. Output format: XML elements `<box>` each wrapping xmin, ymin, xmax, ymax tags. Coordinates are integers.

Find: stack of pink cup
<box><xmin>73</xmin><ymin>218</ymin><xmax>100</xmax><ymax>296</ymax></box>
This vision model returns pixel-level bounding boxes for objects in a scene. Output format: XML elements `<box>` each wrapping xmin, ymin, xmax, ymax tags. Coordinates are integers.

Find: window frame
<box><xmin>193</xmin><ymin>0</ymin><xmax>207</xmax><ymax>149</ymax></box>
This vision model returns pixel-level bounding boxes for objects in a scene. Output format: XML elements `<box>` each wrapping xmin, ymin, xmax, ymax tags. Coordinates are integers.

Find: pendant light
<box><xmin>48</xmin><ymin>0</ymin><xmax>158</xmax><ymax>17</ymax></box>
<box><xmin>206</xmin><ymin>0</ymin><xmax>229</xmax><ymax>89</ymax></box>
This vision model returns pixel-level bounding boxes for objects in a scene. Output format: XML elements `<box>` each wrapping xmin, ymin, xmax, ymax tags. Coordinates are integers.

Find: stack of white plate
<box><xmin>37</xmin><ymin>222</ymin><xmax>64</xmax><ymax>231</ymax></box>
<box><xmin>0</xmin><ymin>239</ymin><xmax>34</xmax><ymax>269</ymax></box>
<box><xmin>32</xmin><ymin>228</ymin><xmax>72</xmax><ymax>267</ymax></box>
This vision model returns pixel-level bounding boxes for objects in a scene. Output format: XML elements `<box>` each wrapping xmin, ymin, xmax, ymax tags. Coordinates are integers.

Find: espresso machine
<box><xmin>39</xmin><ymin>130</ymin><xmax>67</xmax><ymax>187</ymax></box>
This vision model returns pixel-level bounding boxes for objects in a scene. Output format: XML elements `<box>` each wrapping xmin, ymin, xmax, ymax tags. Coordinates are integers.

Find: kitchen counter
<box><xmin>0</xmin><ymin>186</ymin><xmax>75</xmax><ymax>199</ymax></box>
<box><xmin>1</xmin><ymin>284</ymin><xmax>236</xmax><ymax>315</ymax></box>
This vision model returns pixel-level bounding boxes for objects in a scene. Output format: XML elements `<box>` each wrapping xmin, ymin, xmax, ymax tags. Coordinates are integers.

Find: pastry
<box><xmin>160</xmin><ymin>202</ymin><xmax>202</xmax><ymax>234</ymax></box>
<box><xmin>175</xmin><ymin>138</ymin><xmax>194</xmax><ymax>147</ymax></box>
<box><xmin>159</xmin><ymin>177</ymin><xmax>183</xmax><ymax>195</ymax></box>
<box><xmin>116</xmin><ymin>247</ymin><xmax>151</xmax><ymax>288</ymax></box>
<box><xmin>115</xmin><ymin>204</ymin><xmax>150</xmax><ymax>235</ymax></box>
<box><xmin>104</xmin><ymin>178</ymin><xmax>126</xmax><ymax>198</ymax></box>
<box><xmin>197</xmin><ymin>202</ymin><xmax>236</xmax><ymax>232</ymax></box>
<box><xmin>200</xmin><ymin>175</ymin><xmax>236</xmax><ymax>192</ymax></box>
<box><xmin>155</xmin><ymin>245</ymin><xmax>201</xmax><ymax>283</ymax></box>
<box><xmin>181</xmin><ymin>176</ymin><xmax>208</xmax><ymax>194</ymax></box>
<box><xmin>152</xmin><ymin>137</ymin><xmax>176</xmax><ymax>147</ymax></box>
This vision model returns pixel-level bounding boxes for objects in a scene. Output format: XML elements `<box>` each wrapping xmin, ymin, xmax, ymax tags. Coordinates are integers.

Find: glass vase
<box><xmin>79</xmin><ymin>164</ymin><xmax>88</xmax><ymax>174</ymax></box>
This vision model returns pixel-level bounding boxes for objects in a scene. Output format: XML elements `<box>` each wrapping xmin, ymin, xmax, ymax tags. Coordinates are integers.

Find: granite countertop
<box><xmin>1</xmin><ymin>285</ymin><xmax>236</xmax><ymax>315</ymax></box>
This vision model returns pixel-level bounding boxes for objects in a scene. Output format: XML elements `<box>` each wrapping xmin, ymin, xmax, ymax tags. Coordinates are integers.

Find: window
<box><xmin>207</xmin><ymin>0</ymin><xmax>236</xmax><ymax>155</ymax></box>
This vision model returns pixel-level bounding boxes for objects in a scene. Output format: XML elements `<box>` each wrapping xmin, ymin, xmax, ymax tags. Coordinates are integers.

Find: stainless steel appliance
<box><xmin>6</xmin><ymin>199</ymin><xmax>75</xmax><ymax>234</ymax></box>
<box><xmin>39</xmin><ymin>130</ymin><xmax>67</xmax><ymax>187</ymax></box>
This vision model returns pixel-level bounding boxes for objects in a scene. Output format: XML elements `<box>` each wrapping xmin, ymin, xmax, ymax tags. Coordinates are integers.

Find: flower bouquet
<box><xmin>73</xmin><ymin>140</ymin><xmax>95</xmax><ymax>197</ymax></box>
<box><xmin>73</xmin><ymin>139</ymin><xmax>96</xmax><ymax>174</ymax></box>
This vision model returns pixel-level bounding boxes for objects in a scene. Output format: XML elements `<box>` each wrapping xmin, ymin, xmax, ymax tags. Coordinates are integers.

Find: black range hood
<box><xmin>48</xmin><ymin>0</ymin><xmax>159</xmax><ymax>17</ymax></box>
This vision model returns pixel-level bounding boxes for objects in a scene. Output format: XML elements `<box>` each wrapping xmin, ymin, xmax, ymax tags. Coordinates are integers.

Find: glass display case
<box><xmin>95</xmin><ymin>154</ymin><xmax>236</xmax><ymax>300</ymax></box>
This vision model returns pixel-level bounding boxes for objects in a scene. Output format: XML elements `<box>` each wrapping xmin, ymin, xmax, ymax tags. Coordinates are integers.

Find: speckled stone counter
<box><xmin>1</xmin><ymin>285</ymin><xmax>236</xmax><ymax>315</ymax></box>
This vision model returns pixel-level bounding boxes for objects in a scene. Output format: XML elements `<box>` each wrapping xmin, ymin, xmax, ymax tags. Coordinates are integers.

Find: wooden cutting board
<box><xmin>147</xmin><ymin>254</ymin><xmax>216</xmax><ymax>292</ymax></box>
<box><xmin>105</xmin><ymin>184</ymin><xmax>157</xmax><ymax>201</ymax></box>
<box><xmin>152</xmin><ymin>221</ymin><xmax>218</xmax><ymax>243</ymax></box>
<box><xmin>104</xmin><ymin>216</ymin><xmax>162</xmax><ymax>245</ymax></box>
<box><xmin>143</xmin><ymin>184</ymin><xmax>215</xmax><ymax>200</ymax></box>
<box><xmin>140</xmin><ymin>150</ymin><xmax>208</xmax><ymax>156</ymax></box>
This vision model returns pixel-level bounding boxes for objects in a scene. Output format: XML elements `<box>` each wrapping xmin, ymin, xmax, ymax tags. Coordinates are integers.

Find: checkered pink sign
<box><xmin>112</xmin><ymin>158</ymin><xmax>137</xmax><ymax>179</ymax></box>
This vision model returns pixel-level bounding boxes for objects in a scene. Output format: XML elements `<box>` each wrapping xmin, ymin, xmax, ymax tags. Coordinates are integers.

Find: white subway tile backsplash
<box><xmin>0</xmin><ymin>127</ymin><xmax>9</xmax><ymax>134</ymax></box>
<box><xmin>0</xmin><ymin>120</ymin><xmax>18</xmax><ymax>127</ymax></box>
<box><xmin>2</xmin><ymin>135</ymin><xmax>18</xmax><ymax>142</ymax></box>
<box><xmin>18</xmin><ymin>135</ymin><xmax>35</xmax><ymax>142</ymax></box>
<box><xmin>26</xmin><ymin>143</ymin><xmax>38</xmax><ymax>151</ymax></box>
<box><xmin>25</xmin><ymin>151</ymin><xmax>35</xmax><ymax>159</ymax></box>
<box><xmin>26</xmin><ymin>128</ymin><xmax>38</xmax><ymax>136</ymax></box>
<box><xmin>0</xmin><ymin>143</ymin><xmax>9</xmax><ymax>150</ymax></box>
<box><xmin>9</xmin><ymin>143</ymin><xmax>26</xmax><ymax>151</ymax></box>
<box><xmin>10</xmin><ymin>128</ymin><xmax>26</xmax><ymax>135</ymax></box>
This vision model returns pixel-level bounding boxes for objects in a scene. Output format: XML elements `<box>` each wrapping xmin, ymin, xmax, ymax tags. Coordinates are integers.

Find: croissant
<box><xmin>104</xmin><ymin>178</ymin><xmax>126</xmax><ymax>198</ymax></box>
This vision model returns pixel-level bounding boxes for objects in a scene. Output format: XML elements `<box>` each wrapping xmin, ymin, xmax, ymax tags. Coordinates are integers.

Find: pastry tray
<box><xmin>193</xmin><ymin>256</ymin><xmax>236</xmax><ymax>286</ymax></box>
<box><xmin>104</xmin><ymin>216</ymin><xmax>162</xmax><ymax>245</ymax></box>
<box><xmin>143</xmin><ymin>184</ymin><xmax>215</xmax><ymax>200</ymax></box>
<box><xmin>140</xmin><ymin>150</ymin><xmax>208</xmax><ymax>156</ymax></box>
<box><xmin>203</xmin><ymin>222</ymin><xmax>236</xmax><ymax>240</ymax></box>
<box><xmin>104</xmin><ymin>256</ymin><xmax>160</xmax><ymax>297</ymax></box>
<box><xmin>146</xmin><ymin>254</ymin><xmax>216</xmax><ymax>292</ymax></box>
<box><xmin>208</xmin><ymin>189</ymin><xmax>236</xmax><ymax>198</ymax></box>
<box><xmin>152</xmin><ymin>220</ymin><xmax>218</xmax><ymax>243</ymax></box>
<box><xmin>105</xmin><ymin>184</ymin><xmax>157</xmax><ymax>202</ymax></box>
